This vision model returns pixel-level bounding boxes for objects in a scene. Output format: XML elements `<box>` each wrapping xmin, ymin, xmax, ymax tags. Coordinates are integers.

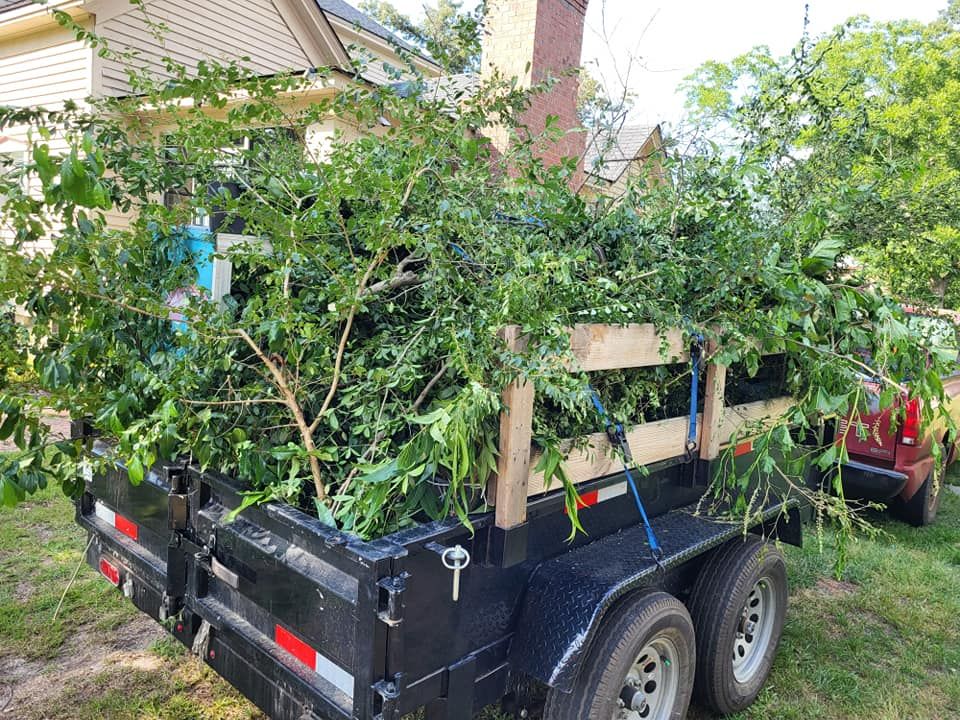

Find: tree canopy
<box><xmin>360</xmin><ymin>0</ymin><xmax>483</xmax><ymax>73</ymax></box>
<box><xmin>684</xmin><ymin>0</ymin><xmax>960</xmax><ymax>308</ymax></box>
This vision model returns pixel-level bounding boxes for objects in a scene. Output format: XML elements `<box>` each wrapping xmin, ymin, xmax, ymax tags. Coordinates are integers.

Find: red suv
<box><xmin>837</xmin><ymin>312</ymin><xmax>960</xmax><ymax>526</ymax></box>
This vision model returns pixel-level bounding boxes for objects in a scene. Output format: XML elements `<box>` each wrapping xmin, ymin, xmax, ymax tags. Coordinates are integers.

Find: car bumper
<box><xmin>838</xmin><ymin>460</ymin><xmax>909</xmax><ymax>501</ymax></box>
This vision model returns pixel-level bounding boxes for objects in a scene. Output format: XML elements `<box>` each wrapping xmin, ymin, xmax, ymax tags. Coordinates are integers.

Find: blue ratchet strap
<box><xmin>588</xmin><ymin>387</ymin><xmax>664</xmax><ymax>567</ymax></box>
<box><xmin>685</xmin><ymin>335</ymin><xmax>705</xmax><ymax>463</ymax></box>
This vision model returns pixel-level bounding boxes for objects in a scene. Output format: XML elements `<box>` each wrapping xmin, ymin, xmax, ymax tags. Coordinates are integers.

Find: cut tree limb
<box><xmin>232</xmin><ymin>328</ymin><xmax>326</xmax><ymax>502</ymax></box>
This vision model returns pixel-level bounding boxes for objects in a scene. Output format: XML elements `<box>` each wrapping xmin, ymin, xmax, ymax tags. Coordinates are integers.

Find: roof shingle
<box><xmin>314</xmin><ymin>0</ymin><xmax>416</xmax><ymax>52</ymax></box>
<box><xmin>584</xmin><ymin>124</ymin><xmax>658</xmax><ymax>183</ymax></box>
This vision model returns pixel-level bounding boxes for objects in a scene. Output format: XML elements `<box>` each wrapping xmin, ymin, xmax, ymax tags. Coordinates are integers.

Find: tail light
<box><xmin>901</xmin><ymin>397</ymin><xmax>921</xmax><ymax>446</ymax></box>
<box><xmin>99</xmin><ymin>557</ymin><xmax>121</xmax><ymax>586</ymax></box>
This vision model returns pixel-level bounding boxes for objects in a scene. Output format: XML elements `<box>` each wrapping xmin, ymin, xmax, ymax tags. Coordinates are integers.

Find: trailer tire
<box><xmin>893</xmin><ymin>445</ymin><xmax>945</xmax><ymax>527</ymax></box>
<box><xmin>688</xmin><ymin>536</ymin><xmax>787</xmax><ymax>716</ymax></box>
<box><xmin>543</xmin><ymin>591</ymin><xmax>695</xmax><ymax>720</ymax></box>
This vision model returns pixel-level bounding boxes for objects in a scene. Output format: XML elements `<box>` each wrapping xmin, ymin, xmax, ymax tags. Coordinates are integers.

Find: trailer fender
<box><xmin>509</xmin><ymin>503</ymin><xmax>797</xmax><ymax>692</ymax></box>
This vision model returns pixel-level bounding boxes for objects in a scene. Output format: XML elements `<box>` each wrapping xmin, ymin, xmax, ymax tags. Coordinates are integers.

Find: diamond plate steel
<box><xmin>509</xmin><ymin>502</ymin><xmax>791</xmax><ymax>691</ymax></box>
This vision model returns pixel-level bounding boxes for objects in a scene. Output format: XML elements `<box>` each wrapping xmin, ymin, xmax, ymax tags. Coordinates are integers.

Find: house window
<box><xmin>162</xmin><ymin>130</ymin><xmax>300</xmax><ymax>233</ymax></box>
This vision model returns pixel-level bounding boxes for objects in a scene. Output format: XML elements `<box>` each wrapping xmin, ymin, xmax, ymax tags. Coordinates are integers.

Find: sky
<box><xmin>381</xmin><ymin>0</ymin><xmax>947</xmax><ymax>124</ymax></box>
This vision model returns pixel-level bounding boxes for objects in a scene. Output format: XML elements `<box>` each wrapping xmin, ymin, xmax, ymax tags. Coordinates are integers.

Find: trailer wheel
<box><xmin>688</xmin><ymin>536</ymin><xmax>787</xmax><ymax>716</ymax></box>
<box><xmin>893</xmin><ymin>444</ymin><xmax>945</xmax><ymax>527</ymax></box>
<box><xmin>543</xmin><ymin>591</ymin><xmax>695</xmax><ymax>720</ymax></box>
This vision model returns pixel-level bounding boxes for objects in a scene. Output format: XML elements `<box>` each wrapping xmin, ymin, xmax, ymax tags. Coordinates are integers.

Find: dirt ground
<box><xmin>0</xmin><ymin>412</ymin><xmax>71</xmax><ymax>453</ymax></box>
<box><xmin>0</xmin><ymin>617</ymin><xmax>164</xmax><ymax>717</ymax></box>
<box><xmin>0</xmin><ymin>487</ymin><xmax>263</xmax><ymax>720</ymax></box>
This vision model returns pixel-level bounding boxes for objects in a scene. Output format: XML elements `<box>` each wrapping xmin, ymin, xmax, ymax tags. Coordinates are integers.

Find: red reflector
<box><xmin>734</xmin><ymin>440</ymin><xmax>753</xmax><ymax>457</ymax></box>
<box><xmin>114</xmin><ymin>513</ymin><xmax>138</xmax><ymax>541</ymax></box>
<box><xmin>564</xmin><ymin>489</ymin><xmax>599</xmax><ymax>514</ymax></box>
<box><xmin>901</xmin><ymin>397</ymin><xmax>921</xmax><ymax>446</ymax></box>
<box><xmin>99</xmin><ymin>557</ymin><xmax>120</xmax><ymax>586</ymax></box>
<box><xmin>275</xmin><ymin>625</ymin><xmax>316</xmax><ymax>670</ymax></box>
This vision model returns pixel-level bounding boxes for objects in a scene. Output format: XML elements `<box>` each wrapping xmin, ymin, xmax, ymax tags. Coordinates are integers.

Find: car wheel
<box><xmin>687</xmin><ymin>535</ymin><xmax>788</xmax><ymax>716</ymax></box>
<box><xmin>543</xmin><ymin>591</ymin><xmax>695</xmax><ymax>720</ymax></box>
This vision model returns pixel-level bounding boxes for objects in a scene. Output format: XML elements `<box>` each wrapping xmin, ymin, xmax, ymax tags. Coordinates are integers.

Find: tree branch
<box><xmin>410</xmin><ymin>361</ymin><xmax>449</xmax><ymax>414</ymax></box>
<box><xmin>232</xmin><ymin>328</ymin><xmax>327</xmax><ymax>502</ymax></box>
<box><xmin>181</xmin><ymin>397</ymin><xmax>288</xmax><ymax>407</ymax></box>
<box><xmin>363</xmin><ymin>269</ymin><xmax>421</xmax><ymax>297</ymax></box>
<box><xmin>308</xmin><ymin>248</ymin><xmax>389</xmax><ymax>435</ymax></box>
<box><xmin>360</xmin><ymin>254</ymin><xmax>425</xmax><ymax>297</ymax></box>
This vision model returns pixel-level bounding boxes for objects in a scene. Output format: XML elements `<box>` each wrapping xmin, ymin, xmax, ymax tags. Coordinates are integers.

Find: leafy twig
<box><xmin>232</xmin><ymin>327</ymin><xmax>327</xmax><ymax>502</ymax></box>
<box><xmin>411</xmin><ymin>361</ymin><xmax>450</xmax><ymax>413</ymax></box>
<box><xmin>309</xmin><ymin>248</ymin><xmax>390</xmax><ymax>436</ymax></box>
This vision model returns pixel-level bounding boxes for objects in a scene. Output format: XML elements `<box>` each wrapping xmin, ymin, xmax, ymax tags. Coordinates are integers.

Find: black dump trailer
<box><xmin>73</xmin><ymin>326</ymin><xmax>815</xmax><ymax>719</ymax></box>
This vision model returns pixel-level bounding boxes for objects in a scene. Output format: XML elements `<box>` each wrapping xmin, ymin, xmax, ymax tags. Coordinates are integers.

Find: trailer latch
<box><xmin>194</xmin><ymin>534</ymin><xmax>240</xmax><ymax>590</ymax></box>
<box><xmin>164</xmin><ymin>465</ymin><xmax>190</xmax><ymax>531</ymax></box>
<box><xmin>372</xmin><ymin>674</ymin><xmax>402</xmax><ymax>720</ymax></box>
<box><xmin>377</xmin><ymin>573</ymin><xmax>408</xmax><ymax>627</ymax></box>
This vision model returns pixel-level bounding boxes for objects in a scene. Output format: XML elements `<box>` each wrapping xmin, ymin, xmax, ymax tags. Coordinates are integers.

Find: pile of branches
<box><xmin>0</xmin><ymin>43</ymin><xmax>949</xmax><ymax>541</ymax></box>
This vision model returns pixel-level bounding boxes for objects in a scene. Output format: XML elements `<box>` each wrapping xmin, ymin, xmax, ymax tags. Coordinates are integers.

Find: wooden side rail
<box><xmin>527</xmin><ymin>414</ymin><xmax>700</xmax><ymax>496</ymax></box>
<box><xmin>492</xmin><ymin>324</ymin><xmax>793</xmax><ymax>529</ymax></box>
<box><xmin>525</xmin><ymin>397</ymin><xmax>793</xmax><ymax>497</ymax></box>
<box><xmin>565</xmin><ymin>323</ymin><xmax>688</xmax><ymax>370</ymax></box>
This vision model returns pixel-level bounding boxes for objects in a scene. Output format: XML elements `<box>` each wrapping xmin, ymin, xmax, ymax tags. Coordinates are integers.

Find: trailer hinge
<box><xmin>376</xmin><ymin>573</ymin><xmax>408</xmax><ymax>627</ymax></box>
<box><xmin>372</xmin><ymin>674</ymin><xmax>403</xmax><ymax>720</ymax></box>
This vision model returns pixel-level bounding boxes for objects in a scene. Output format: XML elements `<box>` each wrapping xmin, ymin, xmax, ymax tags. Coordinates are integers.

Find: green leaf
<box><xmin>32</xmin><ymin>144</ymin><xmax>56</xmax><ymax>186</ymax></box>
<box><xmin>314</xmin><ymin>499</ymin><xmax>337</xmax><ymax>528</ymax></box>
<box><xmin>0</xmin><ymin>409</ymin><xmax>21</xmax><ymax>441</ymax></box>
<box><xmin>801</xmin><ymin>237</ymin><xmax>843</xmax><ymax>279</ymax></box>
<box><xmin>127</xmin><ymin>456</ymin><xmax>144</xmax><ymax>485</ymax></box>
<box><xmin>358</xmin><ymin>460</ymin><xmax>398</xmax><ymax>485</ymax></box>
<box><xmin>1</xmin><ymin>476</ymin><xmax>21</xmax><ymax>507</ymax></box>
<box><xmin>816</xmin><ymin>445</ymin><xmax>838</xmax><ymax>471</ymax></box>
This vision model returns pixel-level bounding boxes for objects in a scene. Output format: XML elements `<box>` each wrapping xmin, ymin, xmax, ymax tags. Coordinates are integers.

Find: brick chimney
<box><xmin>481</xmin><ymin>0</ymin><xmax>589</xmax><ymax>183</ymax></box>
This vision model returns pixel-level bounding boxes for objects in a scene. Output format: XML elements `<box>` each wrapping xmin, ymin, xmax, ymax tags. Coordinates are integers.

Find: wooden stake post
<box><xmin>491</xmin><ymin>324</ymin><xmax>791</xmax><ymax>531</ymax></box>
<box><xmin>493</xmin><ymin>326</ymin><xmax>535</xmax><ymax>530</ymax></box>
<box><xmin>699</xmin><ymin>341</ymin><xmax>728</xmax><ymax>461</ymax></box>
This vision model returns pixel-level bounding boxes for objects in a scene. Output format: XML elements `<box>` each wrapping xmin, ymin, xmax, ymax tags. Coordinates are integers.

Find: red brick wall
<box><xmin>482</xmin><ymin>0</ymin><xmax>589</xmax><ymax>185</ymax></box>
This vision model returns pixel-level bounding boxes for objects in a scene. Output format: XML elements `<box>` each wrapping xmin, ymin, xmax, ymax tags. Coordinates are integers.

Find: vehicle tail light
<box><xmin>901</xmin><ymin>397</ymin><xmax>921</xmax><ymax>446</ymax></box>
<box><xmin>99</xmin><ymin>557</ymin><xmax>121</xmax><ymax>586</ymax></box>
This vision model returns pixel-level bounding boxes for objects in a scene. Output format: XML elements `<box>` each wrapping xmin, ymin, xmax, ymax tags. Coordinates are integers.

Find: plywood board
<box><xmin>718</xmin><ymin>397</ymin><xmax>794</xmax><ymax>445</ymax></box>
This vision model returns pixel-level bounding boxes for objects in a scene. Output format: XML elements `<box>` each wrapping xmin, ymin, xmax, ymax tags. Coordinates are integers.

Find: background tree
<box><xmin>360</xmin><ymin>0</ymin><xmax>483</xmax><ymax>73</ymax></box>
<box><xmin>683</xmin><ymin>2</ymin><xmax>960</xmax><ymax>308</ymax></box>
<box><xmin>577</xmin><ymin>66</ymin><xmax>634</xmax><ymax>128</ymax></box>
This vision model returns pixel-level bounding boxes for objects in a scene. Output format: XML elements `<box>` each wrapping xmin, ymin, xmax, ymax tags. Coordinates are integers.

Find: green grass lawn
<box><xmin>696</xmin><ymin>483</ymin><xmax>960</xmax><ymax>720</ymax></box>
<box><xmin>1</xmin><ymin>481</ymin><xmax>958</xmax><ymax>719</ymax></box>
